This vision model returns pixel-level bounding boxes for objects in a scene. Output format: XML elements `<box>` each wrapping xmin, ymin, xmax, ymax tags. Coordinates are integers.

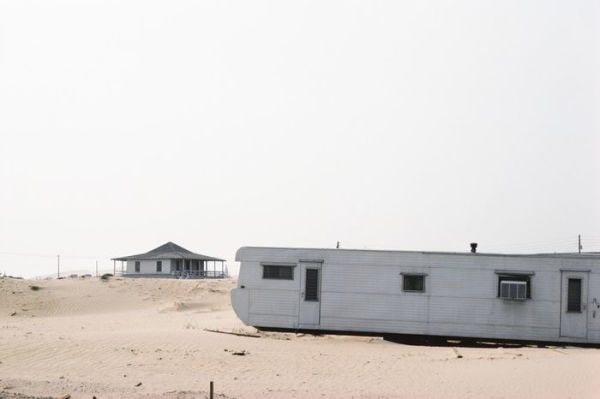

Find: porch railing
<box><xmin>171</xmin><ymin>270</ymin><xmax>226</xmax><ymax>279</ymax></box>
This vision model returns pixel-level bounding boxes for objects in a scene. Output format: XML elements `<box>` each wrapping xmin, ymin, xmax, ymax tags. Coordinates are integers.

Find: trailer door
<box><xmin>298</xmin><ymin>262</ymin><xmax>322</xmax><ymax>328</ymax></box>
<box><xmin>560</xmin><ymin>271</ymin><xmax>589</xmax><ymax>339</ymax></box>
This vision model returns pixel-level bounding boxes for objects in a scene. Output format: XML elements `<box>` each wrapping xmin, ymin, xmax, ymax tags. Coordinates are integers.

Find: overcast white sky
<box><xmin>0</xmin><ymin>0</ymin><xmax>599</xmax><ymax>277</ymax></box>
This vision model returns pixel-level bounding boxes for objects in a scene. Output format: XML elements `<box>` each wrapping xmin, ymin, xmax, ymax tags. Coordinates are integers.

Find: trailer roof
<box><xmin>236</xmin><ymin>246</ymin><xmax>600</xmax><ymax>260</ymax></box>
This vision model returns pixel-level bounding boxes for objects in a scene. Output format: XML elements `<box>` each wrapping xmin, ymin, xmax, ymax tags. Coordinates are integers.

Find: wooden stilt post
<box><xmin>210</xmin><ymin>381</ymin><xmax>214</xmax><ymax>399</ymax></box>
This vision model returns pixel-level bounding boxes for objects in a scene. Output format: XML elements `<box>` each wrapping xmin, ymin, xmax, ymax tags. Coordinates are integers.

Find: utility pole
<box><xmin>57</xmin><ymin>255</ymin><xmax>60</xmax><ymax>279</ymax></box>
<box><xmin>578</xmin><ymin>234</ymin><xmax>582</xmax><ymax>254</ymax></box>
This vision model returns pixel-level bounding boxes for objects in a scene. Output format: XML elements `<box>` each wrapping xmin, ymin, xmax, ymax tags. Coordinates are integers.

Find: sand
<box><xmin>1</xmin><ymin>277</ymin><xmax>599</xmax><ymax>399</ymax></box>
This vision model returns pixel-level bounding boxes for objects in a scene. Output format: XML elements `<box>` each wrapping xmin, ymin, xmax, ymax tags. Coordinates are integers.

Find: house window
<box><xmin>156</xmin><ymin>261</ymin><xmax>162</xmax><ymax>272</ymax></box>
<box><xmin>135</xmin><ymin>261</ymin><xmax>140</xmax><ymax>273</ymax></box>
<box><xmin>497</xmin><ymin>275</ymin><xmax>531</xmax><ymax>299</ymax></box>
<box><xmin>263</xmin><ymin>265</ymin><xmax>294</xmax><ymax>280</ymax></box>
<box><xmin>567</xmin><ymin>278</ymin><xmax>582</xmax><ymax>312</ymax></box>
<box><xmin>402</xmin><ymin>274</ymin><xmax>425</xmax><ymax>292</ymax></box>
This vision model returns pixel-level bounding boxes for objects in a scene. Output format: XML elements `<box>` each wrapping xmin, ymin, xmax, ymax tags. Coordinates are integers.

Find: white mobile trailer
<box><xmin>231</xmin><ymin>246</ymin><xmax>600</xmax><ymax>344</ymax></box>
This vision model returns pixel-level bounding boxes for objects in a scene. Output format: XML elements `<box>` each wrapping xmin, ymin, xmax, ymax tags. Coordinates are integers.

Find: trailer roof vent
<box><xmin>470</xmin><ymin>243</ymin><xmax>478</xmax><ymax>253</ymax></box>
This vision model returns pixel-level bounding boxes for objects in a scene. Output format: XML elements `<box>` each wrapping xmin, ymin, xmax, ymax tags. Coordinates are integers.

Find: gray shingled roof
<box><xmin>112</xmin><ymin>242</ymin><xmax>225</xmax><ymax>261</ymax></box>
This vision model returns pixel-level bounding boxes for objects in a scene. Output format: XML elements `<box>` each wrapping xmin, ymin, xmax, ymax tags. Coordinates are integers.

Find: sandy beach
<box><xmin>1</xmin><ymin>276</ymin><xmax>599</xmax><ymax>399</ymax></box>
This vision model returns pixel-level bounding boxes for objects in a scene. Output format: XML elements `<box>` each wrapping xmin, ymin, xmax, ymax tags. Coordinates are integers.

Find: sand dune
<box><xmin>1</xmin><ymin>277</ymin><xmax>599</xmax><ymax>398</ymax></box>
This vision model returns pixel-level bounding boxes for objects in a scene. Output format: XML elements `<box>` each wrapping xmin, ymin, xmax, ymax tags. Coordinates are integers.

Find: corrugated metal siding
<box><xmin>249</xmin><ymin>314</ymin><xmax>297</xmax><ymax>329</ymax></box>
<box><xmin>321</xmin><ymin>292</ymin><xmax>429</xmax><ymax>322</ymax></box>
<box><xmin>249</xmin><ymin>289</ymin><xmax>298</xmax><ymax>317</ymax></box>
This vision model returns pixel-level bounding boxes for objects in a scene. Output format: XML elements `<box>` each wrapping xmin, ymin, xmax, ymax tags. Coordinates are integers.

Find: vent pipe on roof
<box><xmin>470</xmin><ymin>243</ymin><xmax>478</xmax><ymax>253</ymax></box>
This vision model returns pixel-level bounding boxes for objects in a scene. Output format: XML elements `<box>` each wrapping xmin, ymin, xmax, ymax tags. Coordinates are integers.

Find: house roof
<box><xmin>112</xmin><ymin>242</ymin><xmax>225</xmax><ymax>261</ymax></box>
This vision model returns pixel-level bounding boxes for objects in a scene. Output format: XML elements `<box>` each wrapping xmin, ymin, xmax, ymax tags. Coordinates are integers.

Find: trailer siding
<box><xmin>233</xmin><ymin>247</ymin><xmax>600</xmax><ymax>343</ymax></box>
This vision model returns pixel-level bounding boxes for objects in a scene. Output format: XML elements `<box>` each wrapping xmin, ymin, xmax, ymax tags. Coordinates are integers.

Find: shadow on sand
<box><xmin>382</xmin><ymin>334</ymin><xmax>544</xmax><ymax>348</ymax></box>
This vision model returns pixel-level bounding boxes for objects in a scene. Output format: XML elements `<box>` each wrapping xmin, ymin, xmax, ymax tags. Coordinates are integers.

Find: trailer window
<box><xmin>497</xmin><ymin>275</ymin><xmax>531</xmax><ymax>299</ymax></box>
<box><xmin>263</xmin><ymin>265</ymin><xmax>294</xmax><ymax>280</ymax></box>
<box><xmin>156</xmin><ymin>261</ymin><xmax>162</xmax><ymax>272</ymax></box>
<box><xmin>305</xmin><ymin>269</ymin><xmax>319</xmax><ymax>301</ymax></box>
<box><xmin>403</xmin><ymin>274</ymin><xmax>425</xmax><ymax>292</ymax></box>
<box><xmin>567</xmin><ymin>278</ymin><xmax>582</xmax><ymax>312</ymax></box>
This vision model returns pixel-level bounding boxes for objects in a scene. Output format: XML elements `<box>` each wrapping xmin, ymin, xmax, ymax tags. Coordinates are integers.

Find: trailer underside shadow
<box><xmin>256</xmin><ymin>327</ymin><xmax>600</xmax><ymax>349</ymax></box>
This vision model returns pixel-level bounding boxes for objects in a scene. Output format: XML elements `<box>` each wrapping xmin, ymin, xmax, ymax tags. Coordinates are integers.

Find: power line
<box><xmin>0</xmin><ymin>251</ymin><xmax>111</xmax><ymax>259</ymax></box>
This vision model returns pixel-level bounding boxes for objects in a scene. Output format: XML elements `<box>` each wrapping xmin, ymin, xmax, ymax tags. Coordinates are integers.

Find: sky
<box><xmin>0</xmin><ymin>0</ymin><xmax>599</xmax><ymax>278</ymax></box>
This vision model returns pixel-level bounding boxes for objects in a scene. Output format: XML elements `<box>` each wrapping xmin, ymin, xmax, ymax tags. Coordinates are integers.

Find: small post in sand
<box><xmin>210</xmin><ymin>381</ymin><xmax>214</xmax><ymax>399</ymax></box>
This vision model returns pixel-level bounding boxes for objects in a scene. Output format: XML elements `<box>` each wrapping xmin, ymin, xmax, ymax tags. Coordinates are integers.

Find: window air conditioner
<box><xmin>500</xmin><ymin>280</ymin><xmax>527</xmax><ymax>300</ymax></box>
